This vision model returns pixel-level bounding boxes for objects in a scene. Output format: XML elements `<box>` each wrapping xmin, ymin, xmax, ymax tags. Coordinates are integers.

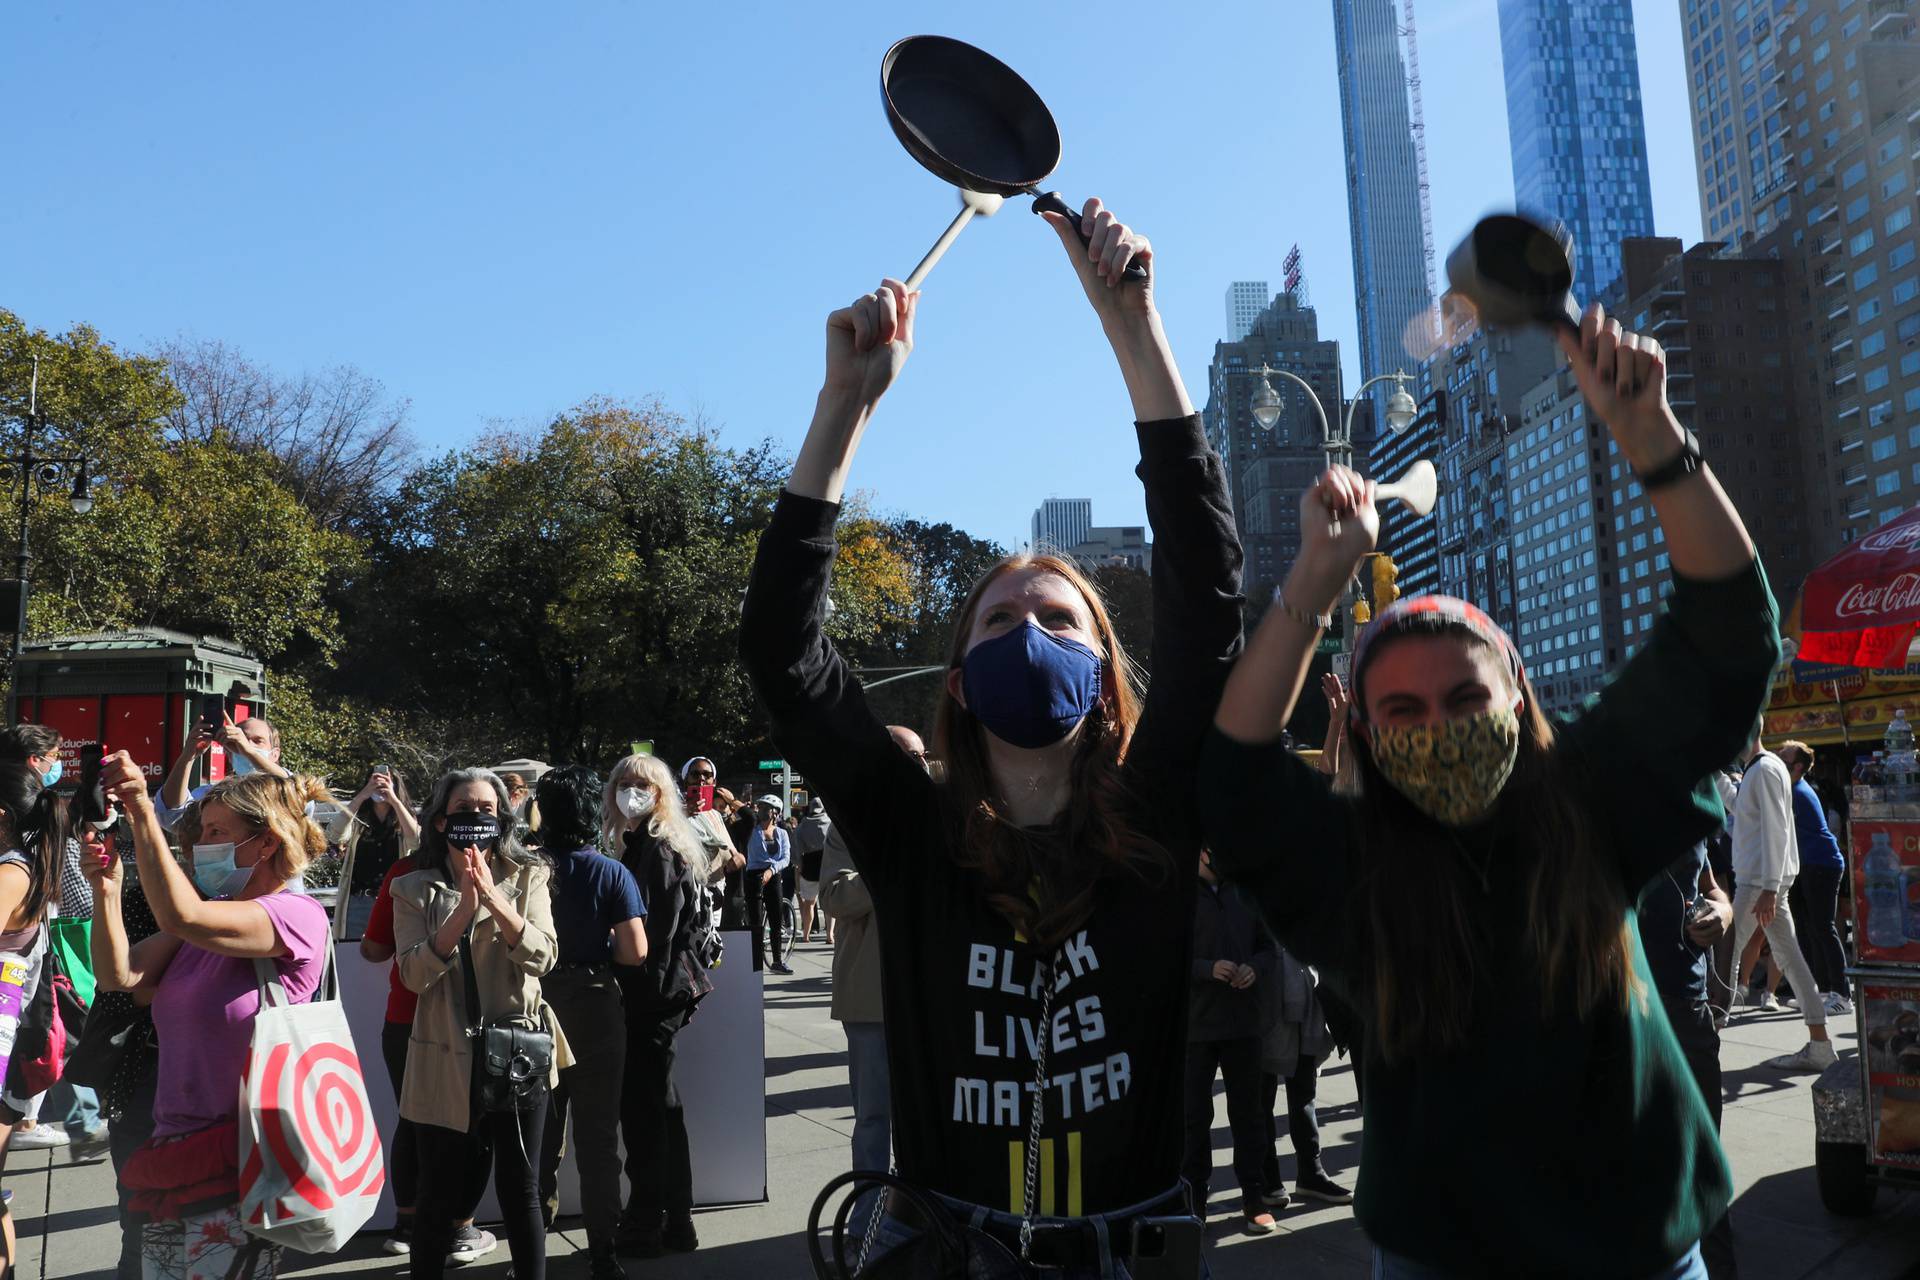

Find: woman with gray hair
<box><xmin>392</xmin><ymin>767</ymin><xmax>562</xmax><ymax>1280</ymax></box>
<box><xmin>600</xmin><ymin>753</ymin><xmax>711</xmax><ymax>1257</ymax></box>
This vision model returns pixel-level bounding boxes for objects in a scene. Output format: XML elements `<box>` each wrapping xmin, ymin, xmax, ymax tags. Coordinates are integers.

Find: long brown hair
<box><xmin>1349</xmin><ymin>631</ymin><xmax>1644</xmax><ymax>1063</ymax></box>
<box><xmin>932</xmin><ymin>553</ymin><xmax>1166</xmax><ymax>947</ymax></box>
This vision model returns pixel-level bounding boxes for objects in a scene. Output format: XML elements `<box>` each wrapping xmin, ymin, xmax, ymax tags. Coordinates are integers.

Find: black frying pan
<box><xmin>881</xmin><ymin>35</ymin><xmax>1148</xmax><ymax>288</ymax></box>
<box><xmin>1444</xmin><ymin>213</ymin><xmax>1582</xmax><ymax>332</ymax></box>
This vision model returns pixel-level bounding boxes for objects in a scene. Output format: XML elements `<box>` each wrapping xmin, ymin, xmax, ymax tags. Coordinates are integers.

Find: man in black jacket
<box><xmin>1185</xmin><ymin>850</ymin><xmax>1280</xmax><ymax>1234</ymax></box>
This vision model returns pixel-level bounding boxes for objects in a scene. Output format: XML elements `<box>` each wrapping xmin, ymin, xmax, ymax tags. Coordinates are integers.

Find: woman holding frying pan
<box><xmin>1201</xmin><ymin>306</ymin><xmax>1775</xmax><ymax>1279</ymax></box>
<box><xmin>743</xmin><ymin>201</ymin><xmax>1241</xmax><ymax>1277</ymax></box>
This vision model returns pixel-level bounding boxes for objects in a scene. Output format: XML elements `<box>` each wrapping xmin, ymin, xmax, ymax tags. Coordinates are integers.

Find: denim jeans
<box><xmin>867</xmin><ymin>1185</ymin><xmax>1207</xmax><ymax>1280</ymax></box>
<box><xmin>1373</xmin><ymin>1242</ymin><xmax>1705</xmax><ymax>1280</ymax></box>
<box><xmin>844</xmin><ymin>1021</ymin><xmax>891</xmax><ymax>1230</ymax></box>
<box><xmin>48</xmin><ymin>1079</ymin><xmax>103</xmax><ymax>1137</ymax></box>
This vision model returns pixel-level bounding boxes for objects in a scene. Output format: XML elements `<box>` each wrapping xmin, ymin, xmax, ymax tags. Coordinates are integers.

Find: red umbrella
<box><xmin>1798</xmin><ymin>504</ymin><xmax>1920</xmax><ymax>667</ymax></box>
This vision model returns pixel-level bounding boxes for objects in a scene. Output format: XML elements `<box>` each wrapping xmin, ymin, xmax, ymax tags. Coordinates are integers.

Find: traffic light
<box><xmin>1352</xmin><ymin>598</ymin><xmax>1371</xmax><ymax>626</ymax></box>
<box><xmin>1370</xmin><ymin>555</ymin><xmax>1400</xmax><ymax>609</ymax></box>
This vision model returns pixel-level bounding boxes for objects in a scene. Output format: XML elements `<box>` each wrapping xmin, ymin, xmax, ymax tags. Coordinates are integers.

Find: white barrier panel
<box><xmin>340</xmin><ymin>931</ymin><xmax>765</xmax><ymax>1228</ymax></box>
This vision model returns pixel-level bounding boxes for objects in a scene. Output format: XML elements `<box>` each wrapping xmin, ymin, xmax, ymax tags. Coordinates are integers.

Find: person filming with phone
<box><xmin>83</xmin><ymin>752</ymin><xmax>332</xmax><ymax>1280</ymax></box>
<box><xmin>157</xmin><ymin>712</ymin><xmax>288</xmax><ymax>830</ymax></box>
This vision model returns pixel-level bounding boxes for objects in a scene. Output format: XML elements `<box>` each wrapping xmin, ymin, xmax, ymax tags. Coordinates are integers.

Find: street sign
<box><xmin>1332</xmin><ymin>652</ymin><xmax>1352</xmax><ymax>680</ymax></box>
<box><xmin>758</xmin><ymin>759</ymin><xmax>786</xmax><ymax>771</ymax></box>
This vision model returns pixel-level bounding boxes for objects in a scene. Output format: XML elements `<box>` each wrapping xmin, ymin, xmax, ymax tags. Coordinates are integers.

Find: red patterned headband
<box><xmin>1350</xmin><ymin>595</ymin><xmax>1526</xmax><ymax>719</ymax></box>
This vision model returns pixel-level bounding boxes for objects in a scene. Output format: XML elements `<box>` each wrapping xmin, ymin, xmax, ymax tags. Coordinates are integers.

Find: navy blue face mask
<box><xmin>960</xmin><ymin>620</ymin><xmax>1105</xmax><ymax>750</ymax></box>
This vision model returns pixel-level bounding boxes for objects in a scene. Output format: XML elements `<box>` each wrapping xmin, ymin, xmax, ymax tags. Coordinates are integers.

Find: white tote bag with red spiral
<box><xmin>237</xmin><ymin>943</ymin><xmax>385</xmax><ymax>1252</ymax></box>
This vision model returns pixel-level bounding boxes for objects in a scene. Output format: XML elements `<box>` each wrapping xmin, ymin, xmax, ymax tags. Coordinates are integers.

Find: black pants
<box><xmin>745</xmin><ymin>868</ymin><xmax>786</xmax><ymax>968</ymax></box>
<box><xmin>1182</xmin><ymin>1037</ymin><xmax>1267</xmax><ymax>1214</ymax></box>
<box><xmin>1669</xmin><ymin>1000</ymin><xmax>1738</xmax><ymax>1280</ymax></box>
<box><xmin>412</xmin><ymin>1095</ymin><xmax>548</xmax><ymax>1280</ymax></box>
<box><xmin>622</xmin><ymin>1005</ymin><xmax>693</xmax><ymax>1225</ymax></box>
<box><xmin>1259</xmin><ymin>1060</ymin><xmax>1323</xmax><ymax>1190</ymax></box>
<box><xmin>1789</xmin><ymin>865</ymin><xmax>1848</xmax><ymax>997</ymax></box>
<box><xmin>109</xmin><ymin>1063</ymin><xmax>158</xmax><ymax>1280</ymax></box>
<box><xmin>380</xmin><ymin>1020</ymin><xmax>420</xmax><ymax>1213</ymax></box>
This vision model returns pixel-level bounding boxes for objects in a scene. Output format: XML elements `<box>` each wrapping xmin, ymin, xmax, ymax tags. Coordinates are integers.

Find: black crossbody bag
<box><xmin>458</xmin><ymin>930</ymin><xmax>554</xmax><ymax>1113</ymax></box>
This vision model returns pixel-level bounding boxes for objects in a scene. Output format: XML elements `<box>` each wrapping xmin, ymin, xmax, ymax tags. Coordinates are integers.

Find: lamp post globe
<box><xmin>1250</xmin><ymin>377</ymin><xmax>1283</xmax><ymax>431</ymax></box>
<box><xmin>1385</xmin><ymin>387</ymin><xmax>1418</xmax><ymax>433</ymax></box>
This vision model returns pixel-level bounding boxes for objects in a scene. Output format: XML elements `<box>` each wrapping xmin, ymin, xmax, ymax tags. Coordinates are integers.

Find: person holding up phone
<box><xmin>84</xmin><ymin>753</ymin><xmax>332</xmax><ymax>1280</ymax></box>
<box><xmin>346</xmin><ymin>764</ymin><xmax>421</xmax><ymax>898</ymax></box>
<box><xmin>156</xmin><ymin>713</ymin><xmax>288</xmax><ymax>830</ymax></box>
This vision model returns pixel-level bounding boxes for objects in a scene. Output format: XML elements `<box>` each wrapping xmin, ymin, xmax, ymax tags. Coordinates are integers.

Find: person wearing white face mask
<box><xmin>599</xmin><ymin>753</ymin><xmax>711</xmax><ymax>1257</ymax></box>
<box><xmin>83</xmin><ymin>755</ymin><xmax>332</xmax><ymax>1280</ymax></box>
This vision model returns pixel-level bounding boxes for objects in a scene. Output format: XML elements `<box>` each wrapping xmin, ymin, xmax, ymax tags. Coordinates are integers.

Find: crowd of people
<box><xmin>0</xmin><ymin>195</ymin><xmax>1850</xmax><ymax>1280</ymax></box>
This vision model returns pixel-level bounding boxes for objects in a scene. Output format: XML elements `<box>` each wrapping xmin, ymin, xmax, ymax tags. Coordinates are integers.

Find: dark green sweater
<box><xmin>1202</xmin><ymin>561</ymin><xmax>1779</xmax><ymax>1277</ymax></box>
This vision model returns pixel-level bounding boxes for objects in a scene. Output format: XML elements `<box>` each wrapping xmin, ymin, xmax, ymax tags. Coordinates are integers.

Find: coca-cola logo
<box><xmin>1835</xmin><ymin>573</ymin><xmax>1920</xmax><ymax>618</ymax></box>
<box><xmin>1862</xmin><ymin>521</ymin><xmax>1920</xmax><ymax>554</ymax></box>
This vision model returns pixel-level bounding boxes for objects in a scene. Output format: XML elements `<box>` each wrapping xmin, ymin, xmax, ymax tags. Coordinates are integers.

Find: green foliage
<box><xmin>1</xmin><ymin>310</ymin><xmax>354</xmax><ymax>664</ymax></box>
<box><xmin>1</xmin><ymin>307</ymin><xmax>1036</xmax><ymax>785</ymax></box>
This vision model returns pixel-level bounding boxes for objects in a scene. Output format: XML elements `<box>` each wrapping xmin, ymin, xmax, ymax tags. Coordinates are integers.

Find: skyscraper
<box><xmin>1202</xmin><ymin>293</ymin><xmax>1348</xmax><ymax>605</ymax></box>
<box><xmin>1681</xmin><ymin>0</ymin><xmax>1794</xmax><ymax>245</ymax></box>
<box><xmin>1030</xmin><ymin>498</ymin><xmax>1092</xmax><ymax>554</ymax></box>
<box><xmin>1333</xmin><ymin>0</ymin><xmax>1434</xmax><ymax>396</ymax></box>
<box><xmin>1223</xmin><ymin>281</ymin><xmax>1270</xmax><ymax>341</ymax></box>
<box><xmin>1677</xmin><ymin>0</ymin><xmax>1920</xmax><ymax>557</ymax></box>
<box><xmin>1497</xmin><ymin>0</ymin><xmax>1657</xmax><ymax>303</ymax></box>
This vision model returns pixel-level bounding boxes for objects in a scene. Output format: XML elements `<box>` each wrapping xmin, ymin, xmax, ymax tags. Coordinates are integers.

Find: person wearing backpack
<box><xmin>602</xmin><ymin>754</ymin><xmax>713</xmax><ymax>1257</ymax></box>
<box><xmin>793</xmin><ymin>799</ymin><xmax>832</xmax><ymax>945</ymax></box>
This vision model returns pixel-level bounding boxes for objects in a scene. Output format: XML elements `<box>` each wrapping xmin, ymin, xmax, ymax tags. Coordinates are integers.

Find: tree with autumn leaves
<box><xmin>3</xmin><ymin>306</ymin><xmax>1093</xmax><ymax>783</ymax></box>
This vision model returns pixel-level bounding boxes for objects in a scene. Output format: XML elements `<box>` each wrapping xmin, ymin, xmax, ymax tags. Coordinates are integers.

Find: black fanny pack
<box><xmin>460</xmin><ymin>932</ymin><xmax>554</xmax><ymax>1112</ymax></box>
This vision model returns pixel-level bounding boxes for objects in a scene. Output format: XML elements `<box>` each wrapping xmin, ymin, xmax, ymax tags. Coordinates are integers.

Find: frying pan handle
<box><xmin>1032</xmin><ymin>192</ymin><xmax>1150</xmax><ymax>283</ymax></box>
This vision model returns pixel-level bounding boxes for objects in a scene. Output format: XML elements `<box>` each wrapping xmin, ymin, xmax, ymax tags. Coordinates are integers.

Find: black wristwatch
<box><xmin>1634</xmin><ymin>428</ymin><xmax>1703</xmax><ymax>491</ymax></box>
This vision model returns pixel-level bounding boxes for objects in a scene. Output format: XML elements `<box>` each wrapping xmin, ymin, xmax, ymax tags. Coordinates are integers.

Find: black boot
<box><xmin>588</xmin><ymin>1241</ymin><xmax>628</xmax><ymax>1279</ymax></box>
<box><xmin>616</xmin><ymin>1209</ymin><xmax>663</xmax><ymax>1258</ymax></box>
<box><xmin>663</xmin><ymin>1216</ymin><xmax>699</xmax><ymax>1252</ymax></box>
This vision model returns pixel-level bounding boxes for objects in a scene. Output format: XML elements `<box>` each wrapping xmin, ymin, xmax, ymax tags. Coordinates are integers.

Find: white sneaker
<box><xmin>1824</xmin><ymin>993</ymin><xmax>1855</xmax><ymax>1016</ymax></box>
<box><xmin>9</xmin><ymin>1123</ymin><xmax>70</xmax><ymax>1149</ymax></box>
<box><xmin>1764</xmin><ymin>1040</ymin><xmax>1838</xmax><ymax>1072</ymax></box>
<box><xmin>1759</xmin><ymin>992</ymin><xmax>1781</xmax><ymax>1012</ymax></box>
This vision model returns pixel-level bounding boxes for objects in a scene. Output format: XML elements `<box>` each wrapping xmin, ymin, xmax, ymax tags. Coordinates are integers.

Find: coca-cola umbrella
<box><xmin>1797</xmin><ymin>504</ymin><xmax>1920</xmax><ymax>667</ymax></box>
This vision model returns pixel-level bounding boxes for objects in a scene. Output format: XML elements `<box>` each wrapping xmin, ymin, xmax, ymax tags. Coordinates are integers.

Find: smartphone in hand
<box><xmin>77</xmin><ymin>744</ymin><xmax>117</xmax><ymax>829</ymax></box>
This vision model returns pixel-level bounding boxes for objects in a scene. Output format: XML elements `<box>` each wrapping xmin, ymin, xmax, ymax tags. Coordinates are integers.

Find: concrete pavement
<box><xmin>7</xmin><ymin>941</ymin><xmax>1918</xmax><ymax>1277</ymax></box>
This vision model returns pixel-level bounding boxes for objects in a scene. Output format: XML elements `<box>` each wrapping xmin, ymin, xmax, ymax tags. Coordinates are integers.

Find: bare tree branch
<box><xmin>157</xmin><ymin>337</ymin><xmax>416</xmax><ymax>530</ymax></box>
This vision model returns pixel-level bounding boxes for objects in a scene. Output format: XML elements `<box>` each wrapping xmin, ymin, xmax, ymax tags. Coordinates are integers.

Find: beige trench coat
<box><xmin>390</xmin><ymin>855</ymin><xmax>570</xmax><ymax>1132</ymax></box>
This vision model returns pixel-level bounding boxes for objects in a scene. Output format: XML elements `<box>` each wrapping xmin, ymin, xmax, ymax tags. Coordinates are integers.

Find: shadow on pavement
<box><xmin>1725</xmin><ymin>1163</ymin><xmax>1920</xmax><ymax>1278</ymax></box>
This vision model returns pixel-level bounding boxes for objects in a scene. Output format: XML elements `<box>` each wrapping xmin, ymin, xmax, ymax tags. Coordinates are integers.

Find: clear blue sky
<box><xmin>7</xmin><ymin>1</ymin><xmax>1700</xmax><ymax>549</ymax></box>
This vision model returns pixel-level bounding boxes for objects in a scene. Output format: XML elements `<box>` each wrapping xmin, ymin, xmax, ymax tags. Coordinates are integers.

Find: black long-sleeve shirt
<box><xmin>741</xmin><ymin>415</ymin><xmax>1242</xmax><ymax>1214</ymax></box>
<box><xmin>1202</xmin><ymin>560</ymin><xmax>1780</xmax><ymax>1277</ymax></box>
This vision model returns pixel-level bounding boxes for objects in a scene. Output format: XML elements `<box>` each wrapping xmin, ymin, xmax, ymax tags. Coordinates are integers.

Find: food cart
<box><xmin>1787</xmin><ymin>509</ymin><xmax>1920</xmax><ymax>1212</ymax></box>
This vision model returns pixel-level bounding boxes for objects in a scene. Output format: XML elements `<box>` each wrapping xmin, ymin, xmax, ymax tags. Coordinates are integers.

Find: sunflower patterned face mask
<box><xmin>1367</xmin><ymin>706</ymin><xmax>1522</xmax><ymax>827</ymax></box>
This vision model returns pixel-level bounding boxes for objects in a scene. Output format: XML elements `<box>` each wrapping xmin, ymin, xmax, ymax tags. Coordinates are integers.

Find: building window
<box><xmin>1876</xmin><ymin>472</ymin><xmax>1900</xmax><ymax>496</ymax></box>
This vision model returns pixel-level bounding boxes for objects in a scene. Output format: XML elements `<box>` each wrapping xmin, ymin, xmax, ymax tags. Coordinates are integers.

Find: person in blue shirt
<box><xmin>1777</xmin><ymin>742</ymin><xmax>1852</xmax><ymax>1015</ymax></box>
<box><xmin>744</xmin><ymin>797</ymin><xmax>792</xmax><ymax>975</ymax></box>
<box><xmin>532</xmin><ymin>765</ymin><xmax>646</xmax><ymax>1280</ymax></box>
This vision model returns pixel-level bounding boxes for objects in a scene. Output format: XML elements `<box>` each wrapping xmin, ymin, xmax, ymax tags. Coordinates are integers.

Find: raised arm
<box><xmin>99</xmin><ymin>751</ymin><xmax>294</xmax><ymax>960</ymax></box>
<box><xmin>1551</xmin><ymin>305</ymin><xmax>1779</xmax><ymax>884</ymax></box>
<box><xmin>741</xmin><ymin>284</ymin><xmax>935</xmax><ymax>888</ymax></box>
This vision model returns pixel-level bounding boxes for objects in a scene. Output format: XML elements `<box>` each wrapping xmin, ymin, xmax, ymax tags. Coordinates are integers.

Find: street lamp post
<box><xmin>1248</xmin><ymin>366</ymin><xmax>1419</xmax><ymax>652</ymax></box>
<box><xmin>5</xmin><ymin>356</ymin><xmax>101</xmax><ymax>720</ymax></box>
